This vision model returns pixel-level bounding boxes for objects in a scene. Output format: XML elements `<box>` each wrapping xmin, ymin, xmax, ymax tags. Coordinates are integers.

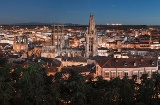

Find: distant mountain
<box><xmin>13</xmin><ymin>22</ymin><xmax>80</xmax><ymax>26</ymax></box>
<box><xmin>14</xmin><ymin>22</ymin><xmax>51</xmax><ymax>25</ymax></box>
<box><xmin>64</xmin><ymin>23</ymin><xmax>80</xmax><ymax>26</ymax></box>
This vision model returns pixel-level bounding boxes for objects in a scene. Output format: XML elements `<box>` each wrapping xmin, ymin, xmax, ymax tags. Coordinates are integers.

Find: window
<box><xmin>124</xmin><ymin>72</ymin><xmax>128</xmax><ymax>76</ymax></box>
<box><xmin>139</xmin><ymin>72</ymin><xmax>143</xmax><ymax>75</ymax></box>
<box><xmin>105</xmin><ymin>71</ymin><xmax>109</xmax><ymax>78</ymax></box>
<box><xmin>133</xmin><ymin>71</ymin><xmax>138</xmax><ymax>78</ymax></box>
<box><xmin>139</xmin><ymin>71</ymin><xmax>143</xmax><ymax>78</ymax></box>
<box><xmin>89</xmin><ymin>38</ymin><xmax>93</xmax><ymax>51</ymax></box>
<box><xmin>151</xmin><ymin>70</ymin><xmax>156</xmax><ymax>74</ymax></box>
<box><xmin>151</xmin><ymin>61</ymin><xmax>155</xmax><ymax>65</ymax></box>
<box><xmin>124</xmin><ymin>61</ymin><xmax>127</xmax><ymax>66</ymax></box>
<box><xmin>111</xmin><ymin>72</ymin><xmax>116</xmax><ymax>78</ymax></box>
<box><xmin>111</xmin><ymin>63</ymin><xmax>115</xmax><ymax>66</ymax></box>
<box><xmin>118</xmin><ymin>63</ymin><xmax>123</xmax><ymax>66</ymax></box>
<box><xmin>133</xmin><ymin>72</ymin><xmax>138</xmax><ymax>76</ymax></box>
<box><xmin>106</xmin><ymin>64</ymin><xmax>109</xmax><ymax>66</ymax></box>
<box><xmin>138</xmin><ymin>63</ymin><xmax>142</xmax><ymax>66</ymax></box>
<box><xmin>118</xmin><ymin>72</ymin><xmax>123</xmax><ymax>78</ymax></box>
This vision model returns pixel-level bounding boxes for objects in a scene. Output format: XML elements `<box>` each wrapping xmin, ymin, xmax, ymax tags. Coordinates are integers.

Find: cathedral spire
<box><xmin>51</xmin><ymin>24</ymin><xmax>55</xmax><ymax>46</ymax></box>
<box><xmin>85</xmin><ymin>13</ymin><xmax>97</xmax><ymax>58</ymax></box>
<box><xmin>88</xmin><ymin>13</ymin><xmax>95</xmax><ymax>34</ymax></box>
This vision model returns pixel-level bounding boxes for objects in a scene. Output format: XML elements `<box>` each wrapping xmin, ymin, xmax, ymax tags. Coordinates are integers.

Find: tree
<box><xmin>0</xmin><ymin>76</ymin><xmax>13</xmax><ymax>105</ymax></box>
<box><xmin>119</xmin><ymin>76</ymin><xmax>134</xmax><ymax>105</ymax></box>
<box><xmin>137</xmin><ymin>74</ymin><xmax>156</xmax><ymax>105</ymax></box>
<box><xmin>65</xmin><ymin>70</ymin><xmax>87</xmax><ymax>105</ymax></box>
<box><xmin>0</xmin><ymin>64</ymin><xmax>14</xmax><ymax>105</ymax></box>
<box><xmin>17</xmin><ymin>63</ymin><xmax>46</xmax><ymax>105</ymax></box>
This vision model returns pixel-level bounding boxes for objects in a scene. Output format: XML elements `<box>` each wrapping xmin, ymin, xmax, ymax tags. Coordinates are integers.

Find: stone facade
<box><xmin>41</xmin><ymin>46</ymin><xmax>56</xmax><ymax>58</ymax></box>
<box><xmin>85</xmin><ymin>13</ymin><xmax>98</xmax><ymax>58</ymax></box>
<box><xmin>13</xmin><ymin>35</ymin><xmax>28</xmax><ymax>52</ymax></box>
<box><xmin>96</xmin><ymin>57</ymin><xmax>158</xmax><ymax>81</ymax></box>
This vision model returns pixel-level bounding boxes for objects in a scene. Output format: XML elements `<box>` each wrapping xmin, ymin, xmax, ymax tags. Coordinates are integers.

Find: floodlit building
<box><xmin>85</xmin><ymin>13</ymin><xmax>98</xmax><ymax>58</ymax></box>
<box><xmin>13</xmin><ymin>35</ymin><xmax>28</xmax><ymax>52</ymax></box>
<box><xmin>95</xmin><ymin>57</ymin><xmax>158</xmax><ymax>81</ymax></box>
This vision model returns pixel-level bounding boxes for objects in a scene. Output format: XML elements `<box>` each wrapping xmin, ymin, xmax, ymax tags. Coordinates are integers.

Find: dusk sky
<box><xmin>0</xmin><ymin>0</ymin><xmax>160</xmax><ymax>25</ymax></box>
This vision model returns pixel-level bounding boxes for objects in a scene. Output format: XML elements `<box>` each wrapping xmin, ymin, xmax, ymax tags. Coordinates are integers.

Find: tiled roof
<box><xmin>62</xmin><ymin>56</ymin><xmax>87</xmax><ymax>62</ymax></box>
<box><xmin>96</xmin><ymin>57</ymin><xmax>158</xmax><ymax>68</ymax></box>
<box><xmin>71</xmin><ymin>56</ymin><xmax>87</xmax><ymax>62</ymax></box>
<box><xmin>122</xmin><ymin>48</ymin><xmax>159</xmax><ymax>51</ymax></box>
<box><xmin>90</xmin><ymin>56</ymin><xmax>108</xmax><ymax>60</ymax></box>
<box><xmin>61</xmin><ymin>64</ymin><xmax>96</xmax><ymax>74</ymax></box>
<box><xmin>39</xmin><ymin>57</ymin><xmax>62</xmax><ymax>67</ymax></box>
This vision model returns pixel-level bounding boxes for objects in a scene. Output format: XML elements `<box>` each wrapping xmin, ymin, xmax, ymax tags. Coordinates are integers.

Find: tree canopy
<box><xmin>0</xmin><ymin>62</ymin><xmax>160</xmax><ymax>105</ymax></box>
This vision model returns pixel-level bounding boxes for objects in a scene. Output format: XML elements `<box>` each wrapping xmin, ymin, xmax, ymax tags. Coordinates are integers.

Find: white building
<box><xmin>95</xmin><ymin>57</ymin><xmax>158</xmax><ymax>81</ymax></box>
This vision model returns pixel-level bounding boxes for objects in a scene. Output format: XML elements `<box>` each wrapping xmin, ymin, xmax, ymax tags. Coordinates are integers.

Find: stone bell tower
<box><xmin>13</xmin><ymin>35</ymin><xmax>28</xmax><ymax>52</ymax></box>
<box><xmin>85</xmin><ymin>13</ymin><xmax>98</xmax><ymax>58</ymax></box>
<box><xmin>41</xmin><ymin>24</ymin><xmax>64</xmax><ymax>58</ymax></box>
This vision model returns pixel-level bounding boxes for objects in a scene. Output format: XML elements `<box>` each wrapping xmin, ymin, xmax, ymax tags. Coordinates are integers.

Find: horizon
<box><xmin>1</xmin><ymin>22</ymin><xmax>160</xmax><ymax>26</ymax></box>
<box><xmin>0</xmin><ymin>0</ymin><xmax>160</xmax><ymax>25</ymax></box>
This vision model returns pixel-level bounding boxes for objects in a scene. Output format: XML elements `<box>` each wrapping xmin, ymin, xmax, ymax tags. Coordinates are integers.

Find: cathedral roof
<box><xmin>39</xmin><ymin>57</ymin><xmax>62</xmax><ymax>67</ymax></box>
<box><xmin>71</xmin><ymin>56</ymin><xmax>87</xmax><ymax>62</ymax></box>
<box><xmin>62</xmin><ymin>56</ymin><xmax>87</xmax><ymax>62</ymax></box>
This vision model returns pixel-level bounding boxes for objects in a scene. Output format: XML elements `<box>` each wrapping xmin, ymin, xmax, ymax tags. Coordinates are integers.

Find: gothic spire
<box><xmin>88</xmin><ymin>13</ymin><xmax>95</xmax><ymax>34</ymax></box>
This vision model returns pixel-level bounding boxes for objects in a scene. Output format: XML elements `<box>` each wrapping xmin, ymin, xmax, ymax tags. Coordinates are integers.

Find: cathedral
<box><xmin>41</xmin><ymin>13</ymin><xmax>98</xmax><ymax>59</ymax></box>
<box><xmin>41</xmin><ymin>25</ymin><xmax>64</xmax><ymax>58</ymax></box>
<box><xmin>85</xmin><ymin>13</ymin><xmax>98</xmax><ymax>58</ymax></box>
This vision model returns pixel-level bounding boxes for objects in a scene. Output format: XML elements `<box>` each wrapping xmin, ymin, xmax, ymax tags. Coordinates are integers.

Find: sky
<box><xmin>0</xmin><ymin>0</ymin><xmax>160</xmax><ymax>25</ymax></box>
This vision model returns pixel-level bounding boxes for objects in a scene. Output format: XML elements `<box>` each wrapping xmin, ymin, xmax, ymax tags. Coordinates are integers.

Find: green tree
<box><xmin>0</xmin><ymin>76</ymin><xmax>13</xmax><ymax>105</ymax></box>
<box><xmin>17</xmin><ymin>63</ymin><xmax>46</xmax><ymax>105</ymax></box>
<box><xmin>119</xmin><ymin>76</ymin><xmax>134</xmax><ymax>105</ymax></box>
<box><xmin>65</xmin><ymin>70</ymin><xmax>87</xmax><ymax>105</ymax></box>
<box><xmin>0</xmin><ymin>64</ymin><xmax>15</xmax><ymax>105</ymax></box>
<box><xmin>137</xmin><ymin>74</ymin><xmax>156</xmax><ymax>105</ymax></box>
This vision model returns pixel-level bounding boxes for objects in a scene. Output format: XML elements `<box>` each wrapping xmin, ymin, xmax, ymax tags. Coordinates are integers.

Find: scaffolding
<box><xmin>51</xmin><ymin>24</ymin><xmax>64</xmax><ymax>56</ymax></box>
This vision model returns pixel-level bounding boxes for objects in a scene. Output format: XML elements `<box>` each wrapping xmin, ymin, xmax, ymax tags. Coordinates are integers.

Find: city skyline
<box><xmin>0</xmin><ymin>0</ymin><xmax>160</xmax><ymax>25</ymax></box>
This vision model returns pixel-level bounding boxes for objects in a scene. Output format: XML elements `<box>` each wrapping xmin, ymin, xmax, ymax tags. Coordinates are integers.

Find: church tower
<box><xmin>13</xmin><ymin>35</ymin><xmax>28</xmax><ymax>52</ymax></box>
<box><xmin>41</xmin><ymin>24</ymin><xmax>64</xmax><ymax>58</ymax></box>
<box><xmin>85</xmin><ymin>13</ymin><xmax>98</xmax><ymax>58</ymax></box>
<box><xmin>52</xmin><ymin>24</ymin><xmax>64</xmax><ymax>57</ymax></box>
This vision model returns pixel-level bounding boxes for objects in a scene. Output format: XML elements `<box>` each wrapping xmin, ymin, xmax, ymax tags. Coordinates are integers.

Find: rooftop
<box><xmin>96</xmin><ymin>57</ymin><xmax>158</xmax><ymax>68</ymax></box>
